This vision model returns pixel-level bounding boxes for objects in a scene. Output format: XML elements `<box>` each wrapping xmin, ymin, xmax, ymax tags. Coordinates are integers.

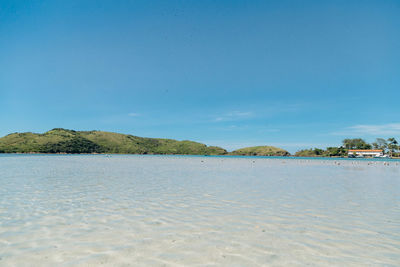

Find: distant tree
<box><xmin>342</xmin><ymin>138</ymin><xmax>371</xmax><ymax>150</ymax></box>
<box><xmin>325</xmin><ymin>146</ymin><xmax>346</xmax><ymax>157</ymax></box>
<box><xmin>314</xmin><ymin>148</ymin><xmax>324</xmax><ymax>155</ymax></box>
<box><xmin>372</xmin><ymin>138</ymin><xmax>388</xmax><ymax>152</ymax></box>
<box><xmin>39</xmin><ymin>137</ymin><xmax>103</xmax><ymax>154</ymax></box>
<box><xmin>342</xmin><ymin>139</ymin><xmax>351</xmax><ymax>149</ymax></box>
<box><xmin>387</xmin><ymin>137</ymin><xmax>398</xmax><ymax>157</ymax></box>
<box><xmin>295</xmin><ymin>148</ymin><xmax>324</xmax><ymax>157</ymax></box>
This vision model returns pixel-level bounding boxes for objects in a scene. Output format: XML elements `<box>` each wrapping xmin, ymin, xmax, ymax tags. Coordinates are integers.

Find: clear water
<box><xmin>0</xmin><ymin>155</ymin><xmax>399</xmax><ymax>266</ymax></box>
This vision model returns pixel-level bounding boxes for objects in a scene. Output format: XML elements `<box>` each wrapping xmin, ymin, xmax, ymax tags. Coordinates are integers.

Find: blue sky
<box><xmin>1</xmin><ymin>0</ymin><xmax>400</xmax><ymax>152</ymax></box>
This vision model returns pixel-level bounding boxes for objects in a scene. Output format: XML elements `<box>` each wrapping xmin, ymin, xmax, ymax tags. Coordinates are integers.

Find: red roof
<box><xmin>348</xmin><ymin>150</ymin><xmax>382</xmax><ymax>152</ymax></box>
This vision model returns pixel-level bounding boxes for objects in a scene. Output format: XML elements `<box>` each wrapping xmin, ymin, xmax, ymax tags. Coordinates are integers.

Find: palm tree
<box><xmin>387</xmin><ymin>138</ymin><xmax>398</xmax><ymax>157</ymax></box>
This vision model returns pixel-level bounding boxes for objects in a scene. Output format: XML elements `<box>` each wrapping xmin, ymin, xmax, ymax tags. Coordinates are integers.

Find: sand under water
<box><xmin>0</xmin><ymin>155</ymin><xmax>399</xmax><ymax>266</ymax></box>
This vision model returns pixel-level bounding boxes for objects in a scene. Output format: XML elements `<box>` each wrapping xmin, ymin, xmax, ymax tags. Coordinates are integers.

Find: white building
<box><xmin>348</xmin><ymin>149</ymin><xmax>384</xmax><ymax>158</ymax></box>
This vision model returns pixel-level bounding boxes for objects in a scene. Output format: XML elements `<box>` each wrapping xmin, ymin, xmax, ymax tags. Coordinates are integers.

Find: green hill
<box><xmin>0</xmin><ymin>128</ymin><xmax>227</xmax><ymax>155</ymax></box>
<box><xmin>294</xmin><ymin>148</ymin><xmax>325</xmax><ymax>157</ymax></box>
<box><xmin>229</xmin><ymin>146</ymin><xmax>290</xmax><ymax>156</ymax></box>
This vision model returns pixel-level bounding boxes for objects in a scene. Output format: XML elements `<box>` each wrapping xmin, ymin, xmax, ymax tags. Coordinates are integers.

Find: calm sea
<box><xmin>0</xmin><ymin>155</ymin><xmax>399</xmax><ymax>266</ymax></box>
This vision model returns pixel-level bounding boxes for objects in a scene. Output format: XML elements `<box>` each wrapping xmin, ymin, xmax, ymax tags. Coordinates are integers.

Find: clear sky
<box><xmin>1</xmin><ymin>0</ymin><xmax>400</xmax><ymax>152</ymax></box>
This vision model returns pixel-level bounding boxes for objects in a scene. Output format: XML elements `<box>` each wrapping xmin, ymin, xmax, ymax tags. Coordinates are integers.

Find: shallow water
<box><xmin>0</xmin><ymin>155</ymin><xmax>399</xmax><ymax>266</ymax></box>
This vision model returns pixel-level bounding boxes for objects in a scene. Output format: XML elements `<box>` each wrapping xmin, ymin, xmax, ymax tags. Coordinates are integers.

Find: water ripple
<box><xmin>0</xmin><ymin>155</ymin><xmax>399</xmax><ymax>266</ymax></box>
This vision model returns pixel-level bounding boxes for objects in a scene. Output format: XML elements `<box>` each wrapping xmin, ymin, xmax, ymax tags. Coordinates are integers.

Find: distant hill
<box><xmin>0</xmin><ymin>128</ymin><xmax>227</xmax><ymax>155</ymax></box>
<box><xmin>0</xmin><ymin>129</ymin><xmax>291</xmax><ymax>156</ymax></box>
<box><xmin>229</xmin><ymin>146</ymin><xmax>290</xmax><ymax>156</ymax></box>
<box><xmin>294</xmin><ymin>148</ymin><xmax>324</xmax><ymax>157</ymax></box>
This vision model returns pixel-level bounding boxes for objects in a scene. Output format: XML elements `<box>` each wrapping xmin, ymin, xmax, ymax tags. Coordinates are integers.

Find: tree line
<box><xmin>295</xmin><ymin>137</ymin><xmax>399</xmax><ymax>157</ymax></box>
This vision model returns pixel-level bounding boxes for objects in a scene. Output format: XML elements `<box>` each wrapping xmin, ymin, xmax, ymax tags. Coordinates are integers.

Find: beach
<box><xmin>0</xmin><ymin>155</ymin><xmax>399</xmax><ymax>266</ymax></box>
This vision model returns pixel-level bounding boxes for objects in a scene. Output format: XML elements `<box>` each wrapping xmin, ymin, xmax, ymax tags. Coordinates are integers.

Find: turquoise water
<box><xmin>0</xmin><ymin>155</ymin><xmax>399</xmax><ymax>266</ymax></box>
<box><xmin>1</xmin><ymin>153</ymin><xmax>400</xmax><ymax>162</ymax></box>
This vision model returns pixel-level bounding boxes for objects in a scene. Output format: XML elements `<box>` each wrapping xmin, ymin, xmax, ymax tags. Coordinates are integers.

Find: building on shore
<box><xmin>348</xmin><ymin>149</ymin><xmax>384</xmax><ymax>158</ymax></box>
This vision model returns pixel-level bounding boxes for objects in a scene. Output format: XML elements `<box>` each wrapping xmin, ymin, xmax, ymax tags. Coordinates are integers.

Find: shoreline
<box><xmin>1</xmin><ymin>153</ymin><xmax>400</xmax><ymax>162</ymax></box>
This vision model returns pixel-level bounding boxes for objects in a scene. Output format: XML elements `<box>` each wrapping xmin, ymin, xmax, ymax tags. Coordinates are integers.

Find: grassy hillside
<box><xmin>294</xmin><ymin>147</ymin><xmax>347</xmax><ymax>157</ymax></box>
<box><xmin>0</xmin><ymin>128</ymin><xmax>227</xmax><ymax>155</ymax></box>
<box><xmin>229</xmin><ymin>146</ymin><xmax>290</xmax><ymax>156</ymax></box>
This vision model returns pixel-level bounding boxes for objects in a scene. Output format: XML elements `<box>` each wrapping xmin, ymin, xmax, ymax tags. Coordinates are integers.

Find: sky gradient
<box><xmin>1</xmin><ymin>0</ymin><xmax>400</xmax><ymax>152</ymax></box>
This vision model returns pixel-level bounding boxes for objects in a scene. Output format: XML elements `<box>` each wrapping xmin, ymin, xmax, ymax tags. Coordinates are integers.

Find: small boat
<box><xmin>375</xmin><ymin>154</ymin><xmax>390</xmax><ymax>158</ymax></box>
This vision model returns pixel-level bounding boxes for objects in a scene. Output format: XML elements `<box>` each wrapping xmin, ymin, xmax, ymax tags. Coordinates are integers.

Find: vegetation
<box><xmin>372</xmin><ymin>138</ymin><xmax>388</xmax><ymax>151</ymax></box>
<box><xmin>295</xmin><ymin>148</ymin><xmax>325</xmax><ymax>157</ymax></box>
<box><xmin>0</xmin><ymin>128</ymin><xmax>228</xmax><ymax>155</ymax></box>
<box><xmin>229</xmin><ymin>146</ymin><xmax>290</xmax><ymax>156</ymax></box>
<box><xmin>342</xmin><ymin>138</ymin><xmax>372</xmax><ymax>150</ymax></box>
<box><xmin>295</xmin><ymin>147</ymin><xmax>347</xmax><ymax>157</ymax></box>
<box><xmin>1</xmin><ymin>129</ymin><xmax>399</xmax><ymax>157</ymax></box>
<box><xmin>295</xmin><ymin>138</ymin><xmax>400</xmax><ymax>158</ymax></box>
